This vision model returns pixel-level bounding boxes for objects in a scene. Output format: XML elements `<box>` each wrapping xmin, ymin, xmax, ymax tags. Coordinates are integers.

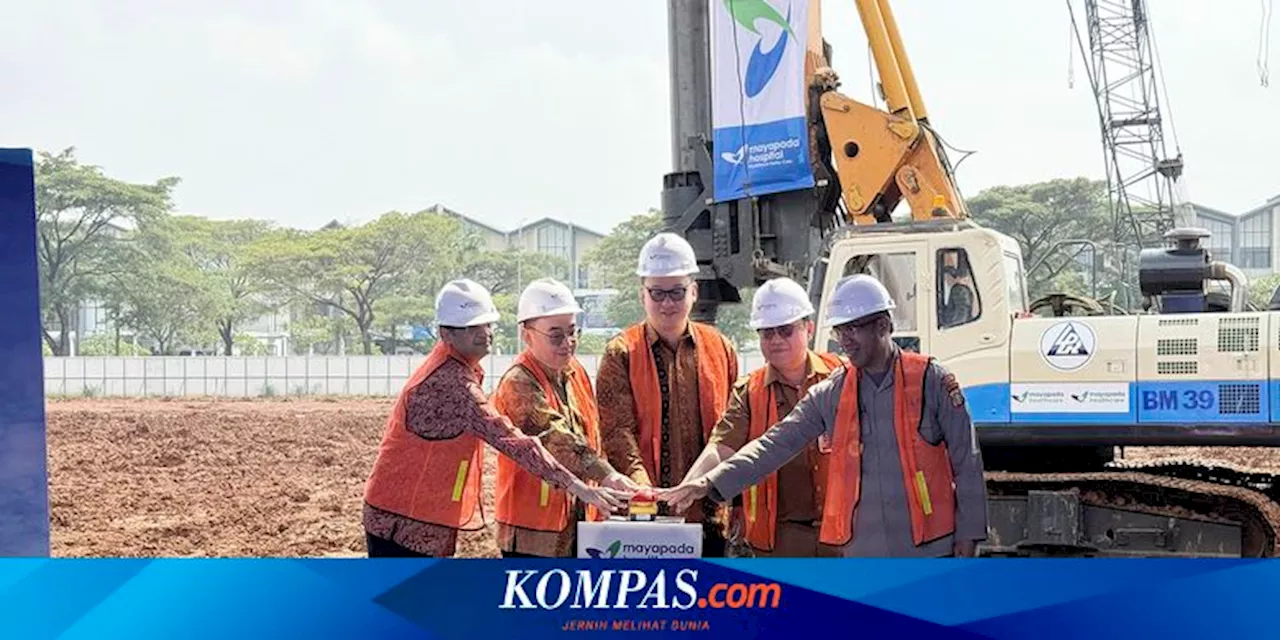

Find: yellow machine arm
<box><xmin>809</xmin><ymin>0</ymin><xmax>968</xmax><ymax>225</ymax></box>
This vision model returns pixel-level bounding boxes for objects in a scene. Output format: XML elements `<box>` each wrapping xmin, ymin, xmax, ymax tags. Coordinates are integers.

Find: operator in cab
<box><xmin>490</xmin><ymin>278</ymin><xmax>642</xmax><ymax>558</ymax></box>
<box><xmin>362</xmin><ymin>279</ymin><xmax>632</xmax><ymax>558</ymax></box>
<box><xmin>658</xmin><ymin>274</ymin><xmax>989</xmax><ymax>557</ymax></box>
<box><xmin>676</xmin><ymin>277</ymin><xmax>846</xmax><ymax>557</ymax></box>
<box><xmin>595</xmin><ymin>232</ymin><xmax>740</xmax><ymax>557</ymax></box>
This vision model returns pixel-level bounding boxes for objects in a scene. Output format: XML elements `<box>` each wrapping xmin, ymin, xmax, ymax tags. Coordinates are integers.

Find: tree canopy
<box><xmin>32</xmin><ymin>150</ymin><xmax>1274</xmax><ymax>357</ymax></box>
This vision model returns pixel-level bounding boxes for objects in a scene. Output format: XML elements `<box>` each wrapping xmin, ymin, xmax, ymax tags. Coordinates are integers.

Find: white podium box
<box><xmin>577</xmin><ymin>516</ymin><xmax>703</xmax><ymax>558</ymax></box>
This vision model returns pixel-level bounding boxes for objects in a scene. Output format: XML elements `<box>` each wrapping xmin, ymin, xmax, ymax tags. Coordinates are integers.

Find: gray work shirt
<box><xmin>703</xmin><ymin>351</ymin><xmax>988</xmax><ymax>557</ymax></box>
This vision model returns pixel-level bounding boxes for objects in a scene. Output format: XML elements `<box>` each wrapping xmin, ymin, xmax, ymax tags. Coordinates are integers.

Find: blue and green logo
<box><xmin>584</xmin><ymin>540</ymin><xmax>622</xmax><ymax>559</ymax></box>
<box><xmin>725</xmin><ymin>0</ymin><xmax>796</xmax><ymax>98</ymax></box>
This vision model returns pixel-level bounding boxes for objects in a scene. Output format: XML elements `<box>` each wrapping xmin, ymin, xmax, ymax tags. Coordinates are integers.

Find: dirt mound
<box><xmin>46</xmin><ymin>397</ymin><xmax>501</xmax><ymax>558</ymax></box>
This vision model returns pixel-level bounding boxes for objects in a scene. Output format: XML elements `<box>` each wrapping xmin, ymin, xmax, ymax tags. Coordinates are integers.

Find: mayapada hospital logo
<box><xmin>584</xmin><ymin>540</ymin><xmax>622</xmax><ymax>559</ymax></box>
<box><xmin>720</xmin><ymin>0</ymin><xmax>796</xmax><ymax>166</ymax></box>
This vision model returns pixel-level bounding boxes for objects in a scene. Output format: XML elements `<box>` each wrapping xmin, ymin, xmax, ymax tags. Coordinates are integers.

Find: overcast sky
<box><xmin>2</xmin><ymin>0</ymin><xmax>1276</xmax><ymax>235</ymax></box>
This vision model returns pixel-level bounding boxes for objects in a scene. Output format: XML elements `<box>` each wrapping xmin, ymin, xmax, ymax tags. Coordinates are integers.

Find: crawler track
<box><xmin>1105</xmin><ymin>457</ymin><xmax>1280</xmax><ymax>504</ymax></box>
<box><xmin>985</xmin><ymin>470</ymin><xmax>1280</xmax><ymax>557</ymax></box>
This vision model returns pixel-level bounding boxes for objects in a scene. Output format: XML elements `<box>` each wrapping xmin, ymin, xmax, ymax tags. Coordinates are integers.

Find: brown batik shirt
<box><xmin>362</xmin><ymin>357</ymin><xmax>579</xmax><ymax>556</ymax></box>
<box><xmin>495</xmin><ymin>358</ymin><xmax>616</xmax><ymax>557</ymax></box>
<box><xmin>596</xmin><ymin>323</ymin><xmax>733</xmax><ymax>528</ymax></box>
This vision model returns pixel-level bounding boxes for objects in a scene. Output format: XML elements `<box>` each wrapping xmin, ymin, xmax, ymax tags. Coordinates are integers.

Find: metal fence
<box><xmin>42</xmin><ymin>354</ymin><xmax>770</xmax><ymax>397</ymax></box>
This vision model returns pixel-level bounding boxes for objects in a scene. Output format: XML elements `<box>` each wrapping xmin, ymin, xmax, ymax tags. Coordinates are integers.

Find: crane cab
<box><xmin>812</xmin><ymin>221</ymin><xmax>1029</xmax><ymax>421</ymax></box>
<box><xmin>812</xmin><ymin>221</ymin><xmax>1280</xmax><ymax>446</ymax></box>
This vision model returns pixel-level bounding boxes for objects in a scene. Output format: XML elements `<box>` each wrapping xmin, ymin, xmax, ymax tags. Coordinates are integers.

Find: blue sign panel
<box><xmin>0</xmin><ymin>149</ymin><xmax>50</xmax><ymax>557</ymax></box>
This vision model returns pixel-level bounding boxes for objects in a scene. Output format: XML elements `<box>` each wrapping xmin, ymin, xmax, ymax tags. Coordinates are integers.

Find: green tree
<box><xmin>1249</xmin><ymin>273</ymin><xmax>1280</xmax><ymax>310</ymax></box>
<box><xmin>76</xmin><ymin>334</ymin><xmax>149</xmax><ymax>356</ymax></box>
<box><xmin>34</xmin><ymin>147</ymin><xmax>179</xmax><ymax>355</ymax></box>
<box><xmin>490</xmin><ymin>293</ymin><xmax>521</xmax><ymax>354</ymax></box>
<box><xmin>288</xmin><ymin>311</ymin><xmax>346</xmax><ymax>355</ymax></box>
<box><xmin>461</xmin><ymin>245</ymin><xmax>571</xmax><ymax>353</ymax></box>
<box><xmin>968</xmin><ymin>178</ymin><xmax>1116</xmax><ymax>301</ymax></box>
<box><xmin>373</xmin><ymin>294</ymin><xmax>436</xmax><ymax>354</ymax></box>
<box><xmin>463</xmin><ymin>246</ymin><xmax>569</xmax><ymax>297</ymax></box>
<box><xmin>582</xmin><ymin>209</ymin><xmax>664</xmax><ymax>327</ymax></box>
<box><xmin>161</xmin><ymin>216</ymin><xmax>277</xmax><ymax>355</ymax></box>
<box><xmin>247</xmin><ymin>210</ymin><xmax>467</xmax><ymax>355</ymax></box>
<box><xmin>576</xmin><ymin>333</ymin><xmax>608</xmax><ymax>354</ymax></box>
<box><xmin>583</xmin><ymin>209</ymin><xmax>757</xmax><ymax>343</ymax></box>
<box><xmin>101</xmin><ymin>219</ymin><xmax>222</xmax><ymax>354</ymax></box>
<box><xmin>233</xmin><ymin>333</ymin><xmax>272</xmax><ymax>356</ymax></box>
<box><xmin>715</xmin><ymin>287</ymin><xmax>756</xmax><ymax>350</ymax></box>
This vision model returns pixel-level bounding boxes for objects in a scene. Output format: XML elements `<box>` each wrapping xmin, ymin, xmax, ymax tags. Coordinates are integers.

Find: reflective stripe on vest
<box><xmin>493</xmin><ymin>351</ymin><xmax>605</xmax><ymax>532</ymax></box>
<box><xmin>363</xmin><ymin>341</ymin><xmax>485</xmax><ymax>530</ymax></box>
<box><xmin>623</xmin><ymin>322</ymin><xmax>733</xmax><ymax>484</ymax></box>
<box><xmin>817</xmin><ymin>352</ymin><xmax>957</xmax><ymax>547</ymax></box>
<box><xmin>742</xmin><ymin>352</ymin><xmax>845</xmax><ymax>552</ymax></box>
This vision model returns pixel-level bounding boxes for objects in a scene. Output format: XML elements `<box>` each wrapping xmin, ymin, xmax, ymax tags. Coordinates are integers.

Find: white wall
<box><xmin>43</xmin><ymin>354</ymin><xmax>770</xmax><ymax>397</ymax></box>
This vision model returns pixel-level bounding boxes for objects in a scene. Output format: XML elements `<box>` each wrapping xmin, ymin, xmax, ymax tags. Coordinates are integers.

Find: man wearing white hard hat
<box><xmin>490</xmin><ymin>278</ymin><xmax>642</xmax><ymax>557</ymax></box>
<box><xmin>659</xmin><ymin>274</ymin><xmax>988</xmax><ymax>557</ymax></box>
<box><xmin>676</xmin><ymin>277</ymin><xmax>846</xmax><ymax>557</ymax></box>
<box><xmin>363</xmin><ymin>279</ymin><xmax>632</xmax><ymax>557</ymax></box>
<box><xmin>595</xmin><ymin>231</ymin><xmax>739</xmax><ymax>556</ymax></box>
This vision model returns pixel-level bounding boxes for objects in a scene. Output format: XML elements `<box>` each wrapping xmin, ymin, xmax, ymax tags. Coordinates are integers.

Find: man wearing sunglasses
<box><xmin>658</xmin><ymin>274</ymin><xmax>988</xmax><ymax>558</ymax></box>
<box><xmin>675</xmin><ymin>277</ymin><xmax>845</xmax><ymax>557</ymax></box>
<box><xmin>362</xmin><ymin>279</ymin><xmax>632</xmax><ymax>558</ymax></box>
<box><xmin>595</xmin><ymin>232</ymin><xmax>740</xmax><ymax>557</ymax></box>
<box><xmin>491</xmin><ymin>278</ymin><xmax>643</xmax><ymax>558</ymax></box>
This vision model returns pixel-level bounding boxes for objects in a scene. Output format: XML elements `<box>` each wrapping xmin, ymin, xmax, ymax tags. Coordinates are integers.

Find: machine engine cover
<box><xmin>1138</xmin><ymin>246</ymin><xmax>1208</xmax><ymax>297</ymax></box>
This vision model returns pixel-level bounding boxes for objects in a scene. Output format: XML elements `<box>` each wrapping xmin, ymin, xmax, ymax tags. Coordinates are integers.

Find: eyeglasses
<box><xmin>832</xmin><ymin>316</ymin><xmax>881</xmax><ymax>339</ymax></box>
<box><xmin>646</xmin><ymin>286</ymin><xmax>688</xmax><ymax>303</ymax></box>
<box><xmin>527</xmin><ymin>325</ymin><xmax>581</xmax><ymax>346</ymax></box>
<box><xmin>757</xmin><ymin>323</ymin><xmax>800</xmax><ymax>341</ymax></box>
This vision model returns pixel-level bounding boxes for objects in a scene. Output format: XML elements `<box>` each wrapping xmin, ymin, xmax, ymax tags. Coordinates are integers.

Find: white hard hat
<box><xmin>824</xmin><ymin>274</ymin><xmax>896</xmax><ymax>327</ymax></box>
<box><xmin>749</xmin><ymin>277</ymin><xmax>815</xmax><ymax>329</ymax></box>
<box><xmin>517</xmin><ymin>278</ymin><xmax>583</xmax><ymax>323</ymax></box>
<box><xmin>636</xmin><ymin>232</ymin><xmax>699</xmax><ymax>277</ymax></box>
<box><xmin>435</xmin><ymin>278</ymin><xmax>501</xmax><ymax>327</ymax></box>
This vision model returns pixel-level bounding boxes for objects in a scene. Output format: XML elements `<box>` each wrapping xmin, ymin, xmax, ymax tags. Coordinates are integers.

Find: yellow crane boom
<box><xmin>810</xmin><ymin>0</ymin><xmax>969</xmax><ymax>225</ymax></box>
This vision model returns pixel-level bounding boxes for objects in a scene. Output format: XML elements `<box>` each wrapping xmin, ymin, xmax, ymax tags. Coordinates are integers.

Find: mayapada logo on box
<box><xmin>584</xmin><ymin>539</ymin><xmax>697</xmax><ymax>559</ymax></box>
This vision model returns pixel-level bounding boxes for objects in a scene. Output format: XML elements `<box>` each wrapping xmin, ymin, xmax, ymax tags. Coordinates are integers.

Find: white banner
<box><xmin>577</xmin><ymin>518</ymin><xmax>703</xmax><ymax>558</ymax></box>
<box><xmin>710</xmin><ymin>0</ymin><xmax>815</xmax><ymax>202</ymax></box>
<box><xmin>1009</xmin><ymin>383</ymin><xmax>1131</xmax><ymax>414</ymax></box>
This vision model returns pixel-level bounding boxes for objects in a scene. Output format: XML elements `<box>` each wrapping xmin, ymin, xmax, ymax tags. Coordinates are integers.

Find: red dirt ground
<box><xmin>46</xmin><ymin>397</ymin><xmax>501</xmax><ymax>558</ymax></box>
<box><xmin>44</xmin><ymin>397</ymin><xmax>1280</xmax><ymax>557</ymax></box>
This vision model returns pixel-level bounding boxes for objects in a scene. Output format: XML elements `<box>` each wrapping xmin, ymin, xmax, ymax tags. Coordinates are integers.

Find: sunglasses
<box><xmin>445</xmin><ymin>324</ymin><xmax>492</xmax><ymax>335</ymax></box>
<box><xmin>646</xmin><ymin>286</ymin><xmax>688</xmax><ymax>303</ymax></box>
<box><xmin>527</xmin><ymin>325</ymin><xmax>581</xmax><ymax>346</ymax></box>
<box><xmin>757</xmin><ymin>323</ymin><xmax>801</xmax><ymax>340</ymax></box>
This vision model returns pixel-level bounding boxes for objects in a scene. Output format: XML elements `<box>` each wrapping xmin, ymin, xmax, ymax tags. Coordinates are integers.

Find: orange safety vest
<box><xmin>742</xmin><ymin>351</ymin><xmax>846</xmax><ymax>552</ymax></box>
<box><xmin>363</xmin><ymin>341</ymin><xmax>485</xmax><ymax>530</ymax></box>
<box><xmin>622</xmin><ymin>322</ymin><xmax>734</xmax><ymax>483</ymax></box>
<box><xmin>492</xmin><ymin>351</ymin><xmax>606</xmax><ymax>532</ymax></box>
<box><xmin>818</xmin><ymin>351</ymin><xmax>957</xmax><ymax>547</ymax></box>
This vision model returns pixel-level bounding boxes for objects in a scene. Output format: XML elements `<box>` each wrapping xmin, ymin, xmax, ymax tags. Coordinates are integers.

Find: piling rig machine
<box><xmin>660</xmin><ymin>0</ymin><xmax>1280</xmax><ymax>557</ymax></box>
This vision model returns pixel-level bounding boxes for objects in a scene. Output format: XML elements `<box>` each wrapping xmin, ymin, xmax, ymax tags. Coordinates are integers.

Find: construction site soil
<box><xmin>45</xmin><ymin>397</ymin><xmax>1280</xmax><ymax>557</ymax></box>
